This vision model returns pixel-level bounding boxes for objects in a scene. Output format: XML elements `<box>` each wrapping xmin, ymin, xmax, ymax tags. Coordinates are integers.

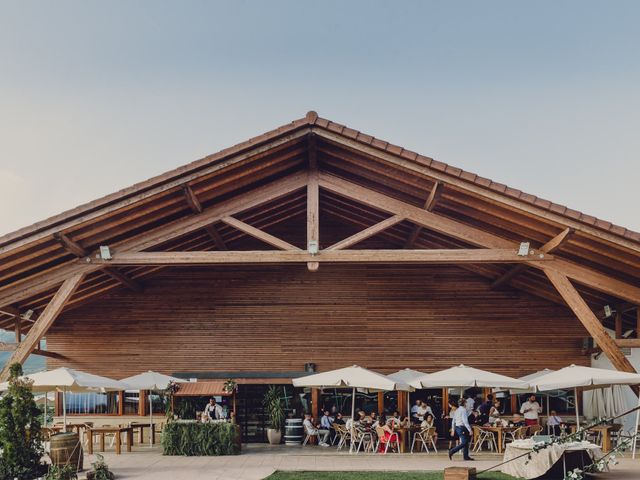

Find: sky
<box><xmin>0</xmin><ymin>0</ymin><xmax>638</xmax><ymax>236</ymax></box>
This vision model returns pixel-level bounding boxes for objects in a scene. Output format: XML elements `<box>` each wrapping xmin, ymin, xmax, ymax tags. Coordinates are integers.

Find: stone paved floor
<box><xmin>79</xmin><ymin>444</ymin><xmax>640</xmax><ymax>480</ymax></box>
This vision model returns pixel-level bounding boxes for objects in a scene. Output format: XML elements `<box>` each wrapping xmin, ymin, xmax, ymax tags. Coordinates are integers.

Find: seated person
<box><xmin>410</xmin><ymin>400</ymin><xmax>422</xmax><ymax>423</ymax></box>
<box><xmin>369</xmin><ymin>411</ymin><xmax>378</xmax><ymax>426</ymax></box>
<box><xmin>488</xmin><ymin>400</ymin><xmax>501</xmax><ymax>423</ymax></box>
<box><xmin>376</xmin><ymin>417</ymin><xmax>399</xmax><ymax>452</ymax></box>
<box><xmin>303</xmin><ymin>413</ymin><xmax>330</xmax><ymax>446</ymax></box>
<box><xmin>547</xmin><ymin>410</ymin><xmax>564</xmax><ymax>436</ymax></box>
<box><xmin>320</xmin><ymin>410</ymin><xmax>334</xmax><ymax>442</ymax></box>
<box><xmin>389</xmin><ymin>410</ymin><xmax>403</xmax><ymax>426</ymax></box>
<box><xmin>356</xmin><ymin>410</ymin><xmax>367</xmax><ymax>424</ymax></box>
<box><xmin>469</xmin><ymin>410</ymin><xmax>484</xmax><ymax>425</ymax></box>
<box><xmin>333</xmin><ymin>412</ymin><xmax>345</xmax><ymax>425</ymax></box>
<box><xmin>511</xmin><ymin>413</ymin><xmax>526</xmax><ymax>427</ymax></box>
<box><xmin>420</xmin><ymin>413</ymin><xmax>438</xmax><ymax>443</ymax></box>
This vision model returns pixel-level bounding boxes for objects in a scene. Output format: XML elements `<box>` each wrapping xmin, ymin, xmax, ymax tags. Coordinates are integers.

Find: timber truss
<box><xmin>0</xmin><ymin>113</ymin><xmax>638</xmax><ymax>380</ymax></box>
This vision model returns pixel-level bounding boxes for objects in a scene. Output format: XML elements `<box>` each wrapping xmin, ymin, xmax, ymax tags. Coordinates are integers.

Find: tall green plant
<box><xmin>0</xmin><ymin>363</ymin><xmax>46</xmax><ymax>479</ymax></box>
<box><xmin>263</xmin><ymin>385</ymin><xmax>285</xmax><ymax>431</ymax></box>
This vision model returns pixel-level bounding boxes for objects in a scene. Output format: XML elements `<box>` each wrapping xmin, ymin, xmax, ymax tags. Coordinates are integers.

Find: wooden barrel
<box><xmin>50</xmin><ymin>432</ymin><xmax>83</xmax><ymax>471</ymax></box>
<box><xmin>284</xmin><ymin>418</ymin><xmax>303</xmax><ymax>445</ymax></box>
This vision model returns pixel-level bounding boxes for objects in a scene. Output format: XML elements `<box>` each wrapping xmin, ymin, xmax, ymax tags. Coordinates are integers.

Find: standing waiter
<box><xmin>448</xmin><ymin>398</ymin><xmax>474</xmax><ymax>461</ymax></box>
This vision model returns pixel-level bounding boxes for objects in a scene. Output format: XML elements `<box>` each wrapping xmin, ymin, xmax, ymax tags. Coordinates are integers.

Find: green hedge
<box><xmin>162</xmin><ymin>422</ymin><xmax>241</xmax><ymax>456</ymax></box>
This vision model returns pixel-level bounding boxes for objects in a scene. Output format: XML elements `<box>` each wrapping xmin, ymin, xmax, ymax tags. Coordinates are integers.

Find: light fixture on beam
<box><xmin>22</xmin><ymin>309</ymin><xmax>34</xmax><ymax>320</ymax></box>
<box><xmin>604</xmin><ymin>305</ymin><xmax>613</xmax><ymax>318</ymax></box>
<box><xmin>623</xmin><ymin>329</ymin><xmax>634</xmax><ymax>339</ymax></box>
<box><xmin>99</xmin><ymin>246</ymin><xmax>112</xmax><ymax>260</ymax></box>
<box><xmin>517</xmin><ymin>242</ymin><xmax>530</xmax><ymax>256</ymax></box>
<box><xmin>308</xmin><ymin>240</ymin><xmax>319</xmax><ymax>256</ymax></box>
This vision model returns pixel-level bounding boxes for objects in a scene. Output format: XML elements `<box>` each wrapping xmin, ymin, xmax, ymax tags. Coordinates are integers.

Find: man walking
<box><xmin>449</xmin><ymin>398</ymin><xmax>474</xmax><ymax>461</ymax></box>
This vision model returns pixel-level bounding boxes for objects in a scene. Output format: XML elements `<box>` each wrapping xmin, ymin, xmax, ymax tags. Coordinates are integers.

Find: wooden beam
<box><xmin>637</xmin><ymin>308</ymin><xmax>640</xmax><ymax>340</ymax></box>
<box><xmin>326</xmin><ymin>215</ymin><xmax>405</xmax><ymax>251</ymax></box>
<box><xmin>0</xmin><ymin>172</ymin><xmax>308</xmax><ymax>309</ymax></box>
<box><xmin>14</xmin><ymin>315</ymin><xmax>21</xmax><ymax>343</ymax></box>
<box><xmin>91</xmin><ymin>248</ymin><xmax>555</xmax><ymax>266</ymax></box>
<box><xmin>222</xmin><ymin>217</ymin><xmax>301</xmax><ymax>251</ymax></box>
<box><xmin>491</xmin><ymin>228</ymin><xmax>573</xmax><ymax>290</ymax></box>
<box><xmin>102</xmin><ymin>267</ymin><xmax>143</xmax><ymax>293</ymax></box>
<box><xmin>182</xmin><ymin>184</ymin><xmax>203</xmax><ymax>214</ymax></box>
<box><xmin>615</xmin><ymin>339</ymin><xmax>640</xmax><ymax>348</ymax></box>
<box><xmin>308</xmin><ymin>134</ymin><xmax>317</xmax><ymax>170</ymax></box>
<box><xmin>405</xmin><ymin>182</ymin><xmax>440</xmax><ymax>248</ymax></box>
<box><xmin>615</xmin><ymin>311</ymin><xmax>623</xmax><ymax>339</ymax></box>
<box><xmin>307</xmin><ymin>165</ymin><xmax>319</xmax><ymax>271</ymax></box>
<box><xmin>543</xmin><ymin>269</ymin><xmax>636</xmax><ymax>374</ymax></box>
<box><xmin>204</xmin><ymin>225</ymin><xmax>228</xmax><ymax>250</ymax></box>
<box><xmin>53</xmin><ymin>232</ymin><xmax>87</xmax><ymax>257</ymax></box>
<box><xmin>0</xmin><ymin>272</ymin><xmax>84</xmax><ymax>381</ymax></box>
<box><xmin>318</xmin><ymin>173</ymin><xmax>640</xmax><ymax>305</ymax></box>
<box><xmin>0</xmin><ymin>343</ymin><xmax>67</xmax><ymax>360</ymax></box>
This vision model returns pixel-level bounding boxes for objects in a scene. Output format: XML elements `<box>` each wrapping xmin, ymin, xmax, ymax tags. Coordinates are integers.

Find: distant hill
<box><xmin>0</xmin><ymin>330</ymin><xmax>47</xmax><ymax>374</ymax></box>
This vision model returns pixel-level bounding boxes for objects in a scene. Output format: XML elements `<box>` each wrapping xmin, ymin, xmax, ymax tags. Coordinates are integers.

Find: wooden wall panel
<box><xmin>46</xmin><ymin>263</ymin><xmax>589</xmax><ymax>379</ymax></box>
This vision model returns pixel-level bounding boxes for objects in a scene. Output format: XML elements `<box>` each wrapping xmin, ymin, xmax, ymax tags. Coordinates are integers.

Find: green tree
<box><xmin>0</xmin><ymin>363</ymin><xmax>45</xmax><ymax>479</ymax></box>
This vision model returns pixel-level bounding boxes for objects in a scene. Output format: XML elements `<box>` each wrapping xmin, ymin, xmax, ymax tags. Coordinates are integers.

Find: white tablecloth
<box><xmin>501</xmin><ymin>440</ymin><xmax>604</xmax><ymax>480</ymax></box>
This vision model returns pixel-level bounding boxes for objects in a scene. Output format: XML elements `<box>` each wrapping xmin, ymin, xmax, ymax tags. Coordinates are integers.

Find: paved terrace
<box><xmin>78</xmin><ymin>444</ymin><xmax>640</xmax><ymax>480</ymax></box>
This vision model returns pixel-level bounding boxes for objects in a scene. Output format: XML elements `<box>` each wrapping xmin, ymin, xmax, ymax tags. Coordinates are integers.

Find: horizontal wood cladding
<box><xmin>46</xmin><ymin>264</ymin><xmax>589</xmax><ymax>379</ymax></box>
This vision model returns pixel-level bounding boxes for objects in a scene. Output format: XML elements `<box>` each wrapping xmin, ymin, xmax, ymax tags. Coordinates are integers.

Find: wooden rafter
<box><xmin>405</xmin><ymin>182</ymin><xmax>440</xmax><ymax>248</ymax></box>
<box><xmin>307</xmin><ymin>161</ymin><xmax>320</xmax><ymax>271</ymax></box>
<box><xmin>326</xmin><ymin>215</ymin><xmax>405</xmax><ymax>251</ymax></box>
<box><xmin>221</xmin><ymin>217</ymin><xmax>301</xmax><ymax>251</ymax></box>
<box><xmin>0</xmin><ymin>172</ymin><xmax>308</xmax><ymax>309</ymax></box>
<box><xmin>183</xmin><ymin>184</ymin><xmax>228</xmax><ymax>250</ymax></box>
<box><xmin>544</xmin><ymin>268</ymin><xmax>636</xmax><ymax>374</ymax></box>
<box><xmin>90</xmin><ymin>248</ymin><xmax>554</xmax><ymax>266</ymax></box>
<box><xmin>53</xmin><ymin>231</ymin><xmax>142</xmax><ymax>293</ymax></box>
<box><xmin>0</xmin><ymin>342</ymin><xmax>67</xmax><ymax>361</ymax></box>
<box><xmin>0</xmin><ymin>272</ymin><xmax>84</xmax><ymax>381</ymax></box>
<box><xmin>491</xmin><ymin>227</ymin><xmax>573</xmax><ymax>290</ymax></box>
<box><xmin>317</xmin><ymin>172</ymin><xmax>640</xmax><ymax>305</ymax></box>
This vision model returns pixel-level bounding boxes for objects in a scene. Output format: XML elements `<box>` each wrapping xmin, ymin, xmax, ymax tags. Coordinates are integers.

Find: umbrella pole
<box><xmin>44</xmin><ymin>391</ymin><xmax>48</xmax><ymax>427</ymax></box>
<box><xmin>546</xmin><ymin>393</ymin><xmax>550</xmax><ymax>434</ymax></box>
<box><xmin>63</xmin><ymin>388</ymin><xmax>67</xmax><ymax>432</ymax></box>
<box><xmin>350</xmin><ymin>387</ymin><xmax>356</xmax><ymax>454</ymax></box>
<box><xmin>407</xmin><ymin>391</ymin><xmax>410</xmax><ymax>424</ymax></box>
<box><xmin>575</xmin><ymin>388</ymin><xmax>580</xmax><ymax>430</ymax></box>
<box><xmin>150</xmin><ymin>391</ymin><xmax>153</xmax><ymax>447</ymax></box>
<box><xmin>632</xmin><ymin>394</ymin><xmax>640</xmax><ymax>460</ymax></box>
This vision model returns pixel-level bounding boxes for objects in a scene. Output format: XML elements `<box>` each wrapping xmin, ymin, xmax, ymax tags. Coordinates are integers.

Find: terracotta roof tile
<box><xmin>490</xmin><ymin>182</ymin><xmax>508</xmax><ymax>193</ymax></box>
<box><xmin>416</xmin><ymin>155</ymin><xmax>433</xmax><ymax>167</ymax></box>
<box><xmin>460</xmin><ymin>171</ymin><xmax>477</xmax><ymax>182</ymax></box>
<box><xmin>356</xmin><ymin>132</ymin><xmax>374</xmax><ymax>144</ymax></box>
<box><xmin>371</xmin><ymin>138</ymin><xmax>388</xmax><ymax>150</ymax></box>
<box><xmin>342</xmin><ymin>127</ymin><xmax>359</xmax><ymax>139</ymax></box>
<box><xmin>445</xmin><ymin>165</ymin><xmax>463</xmax><ymax>177</ymax></box>
<box><xmin>400</xmin><ymin>149</ymin><xmax>419</xmax><ymax>161</ymax></box>
<box><xmin>387</xmin><ymin>144</ymin><xmax>404</xmax><ymax>156</ymax></box>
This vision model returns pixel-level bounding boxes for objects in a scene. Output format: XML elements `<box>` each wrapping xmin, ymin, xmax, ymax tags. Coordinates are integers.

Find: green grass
<box><xmin>265</xmin><ymin>472</ymin><xmax>519</xmax><ymax>480</ymax></box>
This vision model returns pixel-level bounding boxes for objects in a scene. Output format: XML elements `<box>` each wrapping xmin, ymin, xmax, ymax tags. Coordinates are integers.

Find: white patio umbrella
<box><xmin>0</xmin><ymin>367</ymin><xmax>128</xmax><ymax>431</ymax></box>
<box><xmin>410</xmin><ymin>364</ymin><xmax>529</xmax><ymax>391</ymax></box>
<box><xmin>293</xmin><ymin>365</ymin><xmax>409</xmax><ymax>452</ymax></box>
<box><xmin>387</xmin><ymin>368</ymin><xmax>422</xmax><ymax>421</ymax></box>
<box><xmin>529</xmin><ymin>364</ymin><xmax>640</xmax><ymax>451</ymax></box>
<box><xmin>120</xmin><ymin>371</ymin><xmax>187</xmax><ymax>446</ymax></box>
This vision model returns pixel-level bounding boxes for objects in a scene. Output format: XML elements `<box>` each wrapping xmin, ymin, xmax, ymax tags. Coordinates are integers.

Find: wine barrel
<box><xmin>284</xmin><ymin>418</ymin><xmax>303</xmax><ymax>445</ymax></box>
<box><xmin>50</xmin><ymin>432</ymin><xmax>83</xmax><ymax>471</ymax></box>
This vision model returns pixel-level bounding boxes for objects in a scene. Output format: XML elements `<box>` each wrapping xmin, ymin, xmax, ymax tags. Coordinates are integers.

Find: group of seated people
<box><xmin>302</xmin><ymin>405</ymin><xmax>439</xmax><ymax>452</ymax></box>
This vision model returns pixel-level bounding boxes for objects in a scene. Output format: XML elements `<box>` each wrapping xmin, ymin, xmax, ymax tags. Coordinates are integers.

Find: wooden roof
<box><xmin>1</xmin><ymin>111</ymin><xmax>638</xmax><ymax>333</ymax></box>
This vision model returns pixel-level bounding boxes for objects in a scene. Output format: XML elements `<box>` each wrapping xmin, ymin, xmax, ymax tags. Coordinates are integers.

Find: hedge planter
<box><xmin>162</xmin><ymin>422</ymin><xmax>241</xmax><ymax>456</ymax></box>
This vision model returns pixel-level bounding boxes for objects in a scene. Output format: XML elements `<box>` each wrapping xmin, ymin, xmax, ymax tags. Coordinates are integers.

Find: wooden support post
<box><xmin>182</xmin><ymin>184</ymin><xmax>228</xmax><ymax>249</ymax></box>
<box><xmin>307</xmin><ymin>163</ymin><xmax>319</xmax><ymax>272</ymax></box>
<box><xmin>311</xmin><ymin>388</ymin><xmax>320</xmax><ymax>419</ymax></box>
<box><xmin>14</xmin><ymin>315</ymin><xmax>21</xmax><ymax>344</ymax></box>
<box><xmin>637</xmin><ymin>307</ymin><xmax>640</xmax><ymax>339</ymax></box>
<box><xmin>398</xmin><ymin>391</ymin><xmax>407</xmax><ymax>417</ymax></box>
<box><xmin>0</xmin><ymin>273</ymin><xmax>84</xmax><ymax>381</ymax></box>
<box><xmin>405</xmin><ymin>181</ymin><xmax>440</xmax><ymax>248</ymax></box>
<box><xmin>615</xmin><ymin>312</ymin><xmax>623</xmax><ymax>339</ymax></box>
<box><xmin>377</xmin><ymin>392</ymin><xmax>384</xmax><ymax>414</ymax></box>
<box><xmin>511</xmin><ymin>394</ymin><xmax>517</xmax><ymax>414</ymax></box>
<box><xmin>139</xmin><ymin>390</ymin><xmax>146</xmax><ymax>416</ymax></box>
<box><xmin>102</xmin><ymin>267</ymin><xmax>143</xmax><ymax>293</ymax></box>
<box><xmin>544</xmin><ymin>269</ymin><xmax>636</xmax><ymax>374</ymax></box>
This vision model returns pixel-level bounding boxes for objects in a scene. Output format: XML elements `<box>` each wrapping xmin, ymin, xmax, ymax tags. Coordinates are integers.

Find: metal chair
<box><xmin>411</xmin><ymin>426</ymin><xmax>437</xmax><ymax>453</ymax></box>
<box><xmin>374</xmin><ymin>426</ymin><xmax>399</xmax><ymax>454</ymax></box>
<box><xmin>472</xmin><ymin>426</ymin><xmax>497</xmax><ymax>453</ymax></box>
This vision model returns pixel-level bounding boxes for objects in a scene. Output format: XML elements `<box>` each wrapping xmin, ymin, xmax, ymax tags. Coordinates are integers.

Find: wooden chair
<box><xmin>411</xmin><ymin>426</ymin><xmax>437</xmax><ymax>453</ymax></box>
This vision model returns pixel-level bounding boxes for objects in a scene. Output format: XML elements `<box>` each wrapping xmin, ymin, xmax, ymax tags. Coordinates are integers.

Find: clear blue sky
<box><xmin>1</xmin><ymin>0</ymin><xmax>638</xmax><ymax>235</ymax></box>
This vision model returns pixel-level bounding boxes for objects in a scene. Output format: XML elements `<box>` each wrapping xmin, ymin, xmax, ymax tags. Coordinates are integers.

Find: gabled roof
<box><xmin>1</xmin><ymin>111</ymin><xmax>638</xmax><ymax>332</ymax></box>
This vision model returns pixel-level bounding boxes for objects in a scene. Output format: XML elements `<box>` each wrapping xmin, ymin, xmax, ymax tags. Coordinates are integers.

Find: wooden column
<box><xmin>139</xmin><ymin>390</ymin><xmax>147</xmax><ymax>416</ymax></box>
<box><xmin>0</xmin><ymin>273</ymin><xmax>84</xmax><ymax>381</ymax></box>
<box><xmin>14</xmin><ymin>315</ymin><xmax>21</xmax><ymax>344</ymax></box>
<box><xmin>442</xmin><ymin>389</ymin><xmax>448</xmax><ymax>416</ymax></box>
<box><xmin>544</xmin><ymin>269</ymin><xmax>636</xmax><ymax>374</ymax></box>
<box><xmin>398</xmin><ymin>391</ymin><xmax>407</xmax><ymax>416</ymax></box>
<box><xmin>615</xmin><ymin>312</ymin><xmax>623</xmax><ymax>338</ymax></box>
<box><xmin>511</xmin><ymin>394</ymin><xmax>517</xmax><ymax>414</ymax></box>
<box><xmin>307</xmin><ymin>162</ymin><xmax>319</xmax><ymax>272</ymax></box>
<box><xmin>311</xmin><ymin>388</ymin><xmax>320</xmax><ymax>419</ymax></box>
<box><xmin>637</xmin><ymin>308</ymin><xmax>640</xmax><ymax>339</ymax></box>
<box><xmin>377</xmin><ymin>392</ymin><xmax>384</xmax><ymax>414</ymax></box>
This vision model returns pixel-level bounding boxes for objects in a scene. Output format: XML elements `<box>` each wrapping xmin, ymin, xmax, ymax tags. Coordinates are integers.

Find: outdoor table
<box><xmin>569</xmin><ymin>424</ymin><xmax>619</xmax><ymax>453</ymax></box>
<box><xmin>55</xmin><ymin>422</ymin><xmax>93</xmax><ymax>435</ymax></box>
<box><xmin>86</xmin><ymin>426</ymin><xmax>133</xmax><ymax>455</ymax></box>
<box><xmin>394</xmin><ymin>425</ymin><xmax>420</xmax><ymax>453</ymax></box>
<box><xmin>502</xmin><ymin>439</ymin><xmax>604</xmax><ymax>480</ymax></box>
<box><xmin>129</xmin><ymin>422</ymin><xmax>156</xmax><ymax>444</ymax></box>
<box><xmin>480</xmin><ymin>425</ymin><xmax>519</xmax><ymax>453</ymax></box>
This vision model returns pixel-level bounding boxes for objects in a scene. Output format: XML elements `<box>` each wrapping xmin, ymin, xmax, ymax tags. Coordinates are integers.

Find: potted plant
<box><xmin>262</xmin><ymin>385</ymin><xmax>285</xmax><ymax>445</ymax></box>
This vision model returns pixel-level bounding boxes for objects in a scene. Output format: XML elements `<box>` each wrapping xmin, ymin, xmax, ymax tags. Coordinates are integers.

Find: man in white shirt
<box><xmin>204</xmin><ymin>398</ymin><xmax>224</xmax><ymax>421</ymax></box>
<box><xmin>520</xmin><ymin>395</ymin><xmax>542</xmax><ymax>426</ymax></box>
<box><xmin>303</xmin><ymin>413</ymin><xmax>329</xmax><ymax>446</ymax></box>
<box><xmin>410</xmin><ymin>400</ymin><xmax>422</xmax><ymax>423</ymax></box>
<box><xmin>448</xmin><ymin>398</ymin><xmax>473</xmax><ymax>461</ymax></box>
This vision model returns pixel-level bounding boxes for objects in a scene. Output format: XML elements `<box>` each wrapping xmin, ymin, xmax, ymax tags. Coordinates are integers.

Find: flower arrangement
<box><xmin>223</xmin><ymin>379</ymin><xmax>237</xmax><ymax>394</ymax></box>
